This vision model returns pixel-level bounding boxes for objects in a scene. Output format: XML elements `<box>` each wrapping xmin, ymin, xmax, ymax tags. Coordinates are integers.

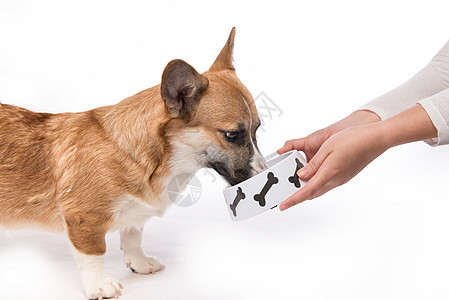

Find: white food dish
<box><xmin>223</xmin><ymin>150</ymin><xmax>308</xmax><ymax>221</ymax></box>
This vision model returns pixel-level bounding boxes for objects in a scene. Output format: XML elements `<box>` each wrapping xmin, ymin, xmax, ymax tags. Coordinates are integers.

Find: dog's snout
<box><xmin>234</xmin><ymin>168</ymin><xmax>250</xmax><ymax>179</ymax></box>
<box><xmin>209</xmin><ymin>161</ymin><xmax>229</xmax><ymax>177</ymax></box>
<box><xmin>251</xmin><ymin>152</ymin><xmax>268</xmax><ymax>176</ymax></box>
<box><xmin>226</xmin><ymin>168</ymin><xmax>251</xmax><ymax>186</ymax></box>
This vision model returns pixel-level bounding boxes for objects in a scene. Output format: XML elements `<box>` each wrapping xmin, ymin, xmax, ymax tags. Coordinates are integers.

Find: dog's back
<box><xmin>0</xmin><ymin>104</ymin><xmax>114</xmax><ymax>231</ymax></box>
<box><xmin>0</xmin><ymin>98</ymin><xmax>167</xmax><ymax>232</ymax></box>
<box><xmin>0</xmin><ymin>104</ymin><xmax>61</xmax><ymax>229</ymax></box>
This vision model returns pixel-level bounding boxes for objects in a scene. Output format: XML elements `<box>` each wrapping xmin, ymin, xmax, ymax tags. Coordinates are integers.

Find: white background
<box><xmin>1</xmin><ymin>0</ymin><xmax>449</xmax><ymax>299</ymax></box>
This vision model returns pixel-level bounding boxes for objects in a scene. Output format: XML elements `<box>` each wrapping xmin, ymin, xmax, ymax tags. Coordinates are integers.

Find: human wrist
<box><xmin>376</xmin><ymin>104</ymin><xmax>438</xmax><ymax>149</ymax></box>
<box><xmin>327</xmin><ymin>110</ymin><xmax>381</xmax><ymax>136</ymax></box>
<box><xmin>366</xmin><ymin>121</ymin><xmax>393</xmax><ymax>152</ymax></box>
<box><xmin>343</xmin><ymin>110</ymin><xmax>381</xmax><ymax>127</ymax></box>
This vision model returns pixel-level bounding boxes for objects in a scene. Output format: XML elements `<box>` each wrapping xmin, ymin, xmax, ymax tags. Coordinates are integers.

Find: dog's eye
<box><xmin>218</xmin><ymin>129</ymin><xmax>245</xmax><ymax>145</ymax></box>
<box><xmin>224</xmin><ymin>131</ymin><xmax>239</xmax><ymax>142</ymax></box>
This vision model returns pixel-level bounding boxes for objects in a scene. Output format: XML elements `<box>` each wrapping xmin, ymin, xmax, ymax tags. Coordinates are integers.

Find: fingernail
<box><xmin>298</xmin><ymin>169</ymin><xmax>307</xmax><ymax>178</ymax></box>
<box><xmin>280</xmin><ymin>203</ymin><xmax>287</xmax><ymax>211</ymax></box>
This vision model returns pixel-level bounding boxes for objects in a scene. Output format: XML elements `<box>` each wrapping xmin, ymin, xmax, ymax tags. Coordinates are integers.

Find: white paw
<box><xmin>84</xmin><ymin>276</ymin><xmax>123</xmax><ymax>300</ymax></box>
<box><xmin>124</xmin><ymin>252</ymin><xmax>165</xmax><ymax>275</ymax></box>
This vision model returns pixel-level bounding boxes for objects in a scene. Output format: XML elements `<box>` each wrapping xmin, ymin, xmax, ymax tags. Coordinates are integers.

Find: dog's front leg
<box><xmin>66</xmin><ymin>216</ymin><xmax>123</xmax><ymax>299</ymax></box>
<box><xmin>120</xmin><ymin>226</ymin><xmax>164</xmax><ymax>274</ymax></box>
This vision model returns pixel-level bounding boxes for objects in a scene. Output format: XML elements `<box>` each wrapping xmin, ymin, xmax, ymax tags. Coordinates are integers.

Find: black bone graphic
<box><xmin>253</xmin><ymin>172</ymin><xmax>279</xmax><ymax>207</ymax></box>
<box><xmin>288</xmin><ymin>158</ymin><xmax>304</xmax><ymax>188</ymax></box>
<box><xmin>230</xmin><ymin>187</ymin><xmax>246</xmax><ymax>217</ymax></box>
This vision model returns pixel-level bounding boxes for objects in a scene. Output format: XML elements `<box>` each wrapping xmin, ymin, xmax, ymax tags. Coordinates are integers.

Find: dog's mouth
<box><xmin>209</xmin><ymin>161</ymin><xmax>228</xmax><ymax>177</ymax></box>
<box><xmin>208</xmin><ymin>161</ymin><xmax>252</xmax><ymax>186</ymax></box>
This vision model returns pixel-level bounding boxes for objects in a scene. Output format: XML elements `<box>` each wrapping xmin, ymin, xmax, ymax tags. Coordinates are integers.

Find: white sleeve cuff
<box><xmin>356</xmin><ymin>104</ymin><xmax>391</xmax><ymax>121</ymax></box>
<box><xmin>418</xmin><ymin>98</ymin><xmax>449</xmax><ymax>146</ymax></box>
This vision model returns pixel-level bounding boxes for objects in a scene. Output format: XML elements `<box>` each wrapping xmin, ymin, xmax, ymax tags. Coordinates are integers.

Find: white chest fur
<box><xmin>111</xmin><ymin>194</ymin><xmax>171</xmax><ymax>231</ymax></box>
<box><xmin>110</xmin><ymin>135</ymin><xmax>204</xmax><ymax>231</ymax></box>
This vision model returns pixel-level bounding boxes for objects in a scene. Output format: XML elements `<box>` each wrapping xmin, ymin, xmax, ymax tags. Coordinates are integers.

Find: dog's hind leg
<box><xmin>120</xmin><ymin>225</ymin><xmax>165</xmax><ymax>275</ymax></box>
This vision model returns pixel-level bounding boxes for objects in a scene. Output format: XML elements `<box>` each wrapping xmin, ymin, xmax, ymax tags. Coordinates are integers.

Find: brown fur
<box><xmin>0</xmin><ymin>28</ymin><xmax>260</xmax><ymax>256</ymax></box>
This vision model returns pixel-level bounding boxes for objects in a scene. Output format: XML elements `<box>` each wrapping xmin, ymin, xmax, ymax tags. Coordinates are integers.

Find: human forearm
<box><xmin>378</xmin><ymin>104</ymin><xmax>438</xmax><ymax>148</ymax></box>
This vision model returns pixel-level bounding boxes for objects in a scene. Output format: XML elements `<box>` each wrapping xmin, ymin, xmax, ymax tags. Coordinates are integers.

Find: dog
<box><xmin>0</xmin><ymin>28</ymin><xmax>267</xmax><ymax>299</ymax></box>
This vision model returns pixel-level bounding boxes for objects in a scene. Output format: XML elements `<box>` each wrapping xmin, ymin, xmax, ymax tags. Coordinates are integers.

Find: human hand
<box><xmin>278</xmin><ymin>104</ymin><xmax>437</xmax><ymax>211</ymax></box>
<box><xmin>277</xmin><ymin>110</ymin><xmax>381</xmax><ymax>161</ymax></box>
<box><xmin>279</xmin><ymin>123</ymin><xmax>388</xmax><ymax>210</ymax></box>
<box><xmin>277</xmin><ymin>128</ymin><xmax>333</xmax><ymax>163</ymax></box>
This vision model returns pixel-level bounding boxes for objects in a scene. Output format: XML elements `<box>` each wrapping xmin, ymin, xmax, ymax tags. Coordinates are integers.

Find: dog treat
<box><xmin>288</xmin><ymin>158</ymin><xmax>304</xmax><ymax>188</ymax></box>
<box><xmin>230</xmin><ymin>187</ymin><xmax>246</xmax><ymax>217</ymax></box>
<box><xmin>253</xmin><ymin>172</ymin><xmax>279</xmax><ymax>207</ymax></box>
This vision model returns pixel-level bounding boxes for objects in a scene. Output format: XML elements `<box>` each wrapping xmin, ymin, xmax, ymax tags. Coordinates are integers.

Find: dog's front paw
<box><xmin>124</xmin><ymin>252</ymin><xmax>165</xmax><ymax>275</ymax></box>
<box><xmin>84</xmin><ymin>276</ymin><xmax>123</xmax><ymax>300</ymax></box>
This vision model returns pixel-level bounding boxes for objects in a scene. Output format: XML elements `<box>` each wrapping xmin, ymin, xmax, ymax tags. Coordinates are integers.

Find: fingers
<box><xmin>277</xmin><ymin>138</ymin><xmax>306</xmax><ymax>154</ymax></box>
<box><xmin>279</xmin><ymin>169</ymin><xmax>328</xmax><ymax>210</ymax></box>
<box><xmin>297</xmin><ymin>159</ymin><xmax>318</xmax><ymax>179</ymax></box>
<box><xmin>297</xmin><ymin>146</ymin><xmax>328</xmax><ymax>179</ymax></box>
<box><xmin>279</xmin><ymin>148</ymin><xmax>332</xmax><ymax>211</ymax></box>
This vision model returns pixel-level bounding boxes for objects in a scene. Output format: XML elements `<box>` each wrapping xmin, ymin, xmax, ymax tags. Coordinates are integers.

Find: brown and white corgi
<box><xmin>0</xmin><ymin>28</ymin><xmax>267</xmax><ymax>299</ymax></box>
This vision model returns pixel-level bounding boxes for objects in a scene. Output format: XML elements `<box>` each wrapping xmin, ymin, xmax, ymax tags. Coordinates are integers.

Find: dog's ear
<box><xmin>161</xmin><ymin>59</ymin><xmax>209</xmax><ymax>119</ymax></box>
<box><xmin>209</xmin><ymin>27</ymin><xmax>236</xmax><ymax>72</ymax></box>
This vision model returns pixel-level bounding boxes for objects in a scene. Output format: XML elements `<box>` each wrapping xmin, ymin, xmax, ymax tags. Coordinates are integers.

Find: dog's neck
<box><xmin>98</xmin><ymin>86</ymin><xmax>167</xmax><ymax>163</ymax></box>
<box><xmin>94</xmin><ymin>86</ymin><xmax>201</xmax><ymax>202</ymax></box>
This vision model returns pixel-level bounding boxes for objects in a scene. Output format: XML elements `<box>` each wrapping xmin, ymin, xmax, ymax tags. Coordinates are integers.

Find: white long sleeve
<box><xmin>358</xmin><ymin>40</ymin><xmax>449</xmax><ymax>146</ymax></box>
